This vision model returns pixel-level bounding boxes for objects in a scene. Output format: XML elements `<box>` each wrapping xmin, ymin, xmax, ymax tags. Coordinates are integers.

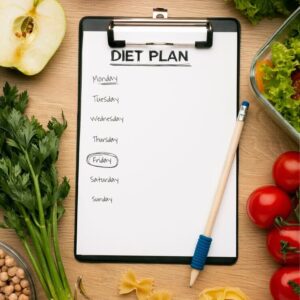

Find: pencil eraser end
<box><xmin>191</xmin><ymin>235</ymin><xmax>212</xmax><ymax>270</ymax></box>
<box><xmin>241</xmin><ymin>100</ymin><xmax>249</xmax><ymax>107</ymax></box>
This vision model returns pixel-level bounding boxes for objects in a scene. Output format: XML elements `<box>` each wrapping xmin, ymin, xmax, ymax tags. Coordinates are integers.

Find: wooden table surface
<box><xmin>0</xmin><ymin>1</ymin><xmax>298</xmax><ymax>299</ymax></box>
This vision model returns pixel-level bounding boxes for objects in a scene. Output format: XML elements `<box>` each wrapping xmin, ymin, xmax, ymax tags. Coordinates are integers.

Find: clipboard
<box><xmin>75</xmin><ymin>8</ymin><xmax>240</xmax><ymax>264</ymax></box>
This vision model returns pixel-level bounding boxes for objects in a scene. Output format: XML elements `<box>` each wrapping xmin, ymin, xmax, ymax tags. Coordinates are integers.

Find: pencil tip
<box><xmin>189</xmin><ymin>269</ymin><xmax>199</xmax><ymax>287</ymax></box>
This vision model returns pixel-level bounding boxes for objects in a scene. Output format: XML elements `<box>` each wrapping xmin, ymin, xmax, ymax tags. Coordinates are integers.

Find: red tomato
<box><xmin>267</xmin><ymin>226</ymin><xmax>300</xmax><ymax>264</ymax></box>
<box><xmin>273</xmin><ymin>151</ymin><xmax>300</xmax><ymax>193</ymax></box>
<box><xmin>247</xmin><ymin>186</ymin><xmax>292</xmax><ymax>229</ymax></box>
<box><xmin>270</xmin><ymin>267</ymin><xmax>300</xmax><ymax>300</ymax></box>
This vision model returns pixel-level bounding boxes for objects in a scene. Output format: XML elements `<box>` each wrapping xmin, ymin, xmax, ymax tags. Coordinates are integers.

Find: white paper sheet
<box><xmin>76</xmin><ymin>29</ymin><xmax>238</xmax><ymax>259</ymax></box>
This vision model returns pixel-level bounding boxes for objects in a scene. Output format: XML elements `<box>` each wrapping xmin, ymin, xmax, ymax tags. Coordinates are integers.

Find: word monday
<box><xmin>111</xmin><ymin>50</ymin><xmax>189</xmax><ymax>62</ymax></box>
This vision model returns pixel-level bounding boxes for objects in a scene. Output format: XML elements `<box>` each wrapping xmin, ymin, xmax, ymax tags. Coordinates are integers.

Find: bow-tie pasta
<box><xmin>148</xmin><ymin>291</ymin><xmax>172</xmax><ymax>300</ymax></box>
<box><xmin>199</xmin><ymin>287</ymin><xmax>249</xmax><ymax>300</ymax></box>
<box><xmin>119</xmin><ymin>270</ymin><xmax>154</xmax><ymax>300</ymax></box>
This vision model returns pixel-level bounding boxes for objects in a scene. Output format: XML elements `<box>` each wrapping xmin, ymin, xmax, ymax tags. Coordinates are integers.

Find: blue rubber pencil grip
<box><xmin>191</xmin><ymin>234</ymin><xmax>212</xmax><ymax>270</ymax></box>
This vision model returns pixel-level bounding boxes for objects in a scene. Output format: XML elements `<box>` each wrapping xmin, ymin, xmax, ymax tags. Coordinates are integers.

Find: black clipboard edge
<box><xmin>75</xmin><ymin>255</ymin><xmax>237</xmax><ymax>265</ymax></box>
<box><xmin>75</xmin><ymin>17</ymin><xmax>240</xmax><ymax>265</ymax></box>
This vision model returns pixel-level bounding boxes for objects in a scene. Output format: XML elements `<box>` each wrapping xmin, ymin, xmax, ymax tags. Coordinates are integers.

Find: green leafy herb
<box><xmin>227</xmin><ymin>0</ymin><xmax>300</xmax><ymax>24</ymax></box>
<box><xmin>0</xmin><ymin>82</ymin><xmax>72</xmax><ymax>300</ymax></box>
<box><xmin>261</xmin><ymin>28</ymin><xmax>300</xmax><ymax>132</ymax></box>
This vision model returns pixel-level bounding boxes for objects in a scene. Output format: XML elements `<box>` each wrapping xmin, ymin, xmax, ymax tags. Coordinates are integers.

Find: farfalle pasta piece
<box><xmin>199</xmin><ymin>287</ymin><xmax>249</xmax><ymax>300</ymax></box>
<box><xmin>224</xmin><ymin>287</ymin><xmax>249</xmax><ymax>300</ymax></box>
<box><xmin>148</xmin><ymin>291</ymin><xmax>172</xmax><ymax>300</ymax></box>
<box><xmin>119</xmin><ymin>270</ymin><xmax>154</xmax><ymax>300</ymax></box>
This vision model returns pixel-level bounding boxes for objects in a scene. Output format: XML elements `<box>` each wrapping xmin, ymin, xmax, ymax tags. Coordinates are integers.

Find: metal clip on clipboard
<box><xmin>107</xmin><ymin>8</ymin><xmax>213</xmax><ymax>48</ymax></box>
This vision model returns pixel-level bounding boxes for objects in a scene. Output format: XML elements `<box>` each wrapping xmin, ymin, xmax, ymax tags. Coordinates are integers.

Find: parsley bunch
<box><xmin>0</xmin><ymin>83</ymin><xmax>72</xmax><ymax>299</ymax></box>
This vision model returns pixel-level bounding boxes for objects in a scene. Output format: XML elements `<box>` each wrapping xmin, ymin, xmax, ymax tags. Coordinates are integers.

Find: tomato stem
<box><xmin>275</xmin><ymin>217</ymin><xmax>300</xmax><ymax>227</ymax></box>
<box><xmin>288</xmin><ymin>281</ymin><xmax>300</xmax><ymax>295</ymax></box>
<box><xmin>280</xmin><ymin>240</ymin><xmax>300</xmax><ymax>262</ymax></box>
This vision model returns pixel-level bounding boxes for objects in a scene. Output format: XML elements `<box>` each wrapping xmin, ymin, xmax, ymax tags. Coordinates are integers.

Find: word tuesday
<box><xmin>111</xmin><ymin>50</ymin><xmax>188</xmax><ymax>62</ymax></box>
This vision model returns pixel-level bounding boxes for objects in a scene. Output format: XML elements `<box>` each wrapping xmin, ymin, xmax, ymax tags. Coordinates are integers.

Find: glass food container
<box><xmin>0</xmin><ymin>241</ymin><xmax>37</xmax><ymax>299</ymax></box>
<box><xmin>250</xmin><ymin>7</ymin><xmax>300</xmax><ymax>142</ymax></box>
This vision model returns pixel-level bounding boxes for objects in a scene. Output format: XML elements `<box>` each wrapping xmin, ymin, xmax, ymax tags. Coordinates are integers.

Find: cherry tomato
<box><xmin>247</xmin><ymin>186</ymin><xmax>292</xmax><ymax>229</ymax></box>
<box><xmin>267</xmin><ymin>226</ymin><xmax>300</xmax><ymax>264</ymax></box>
<box><xmin>273</xmin><ymin>151</ymin><xmax>300</xmax><ymax>193</ymax></box>
<box><xmin>270</xmin><ymin>267</ymin><xmax>300</xmax><ymax>300</ymax></box>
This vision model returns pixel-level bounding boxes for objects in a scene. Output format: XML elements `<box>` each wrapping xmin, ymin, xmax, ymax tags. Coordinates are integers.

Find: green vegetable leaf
<box><xmin>56</xmin><ymin>177</ymin><xmax>70</xmax><ymax>221</ymax></box>
<box><xmin>229</xmin><ymin>0</ymin><xmax>300</xmax><ymax>24</ymax></box>
<box><xmin>57</xmin><ymin>177</ymin><xmax>70</xmax><ymax>201</ymax></box>
<box><xmin>15</xmin><ymin>90</ymin><xmax>29</xmax><ymax>113</ymax></box>
<box><xmin>0</xmin><ymin>193</ymin><xmax>8</xmax><ymax>209</ymax></box>
<box><xmin>0</xmin><ymin>83</ymin><xmax>72</xmax><ymax>299</ymax></box>
<box><xmin>6</xmin><ymin>138</ymin><xmax>20</xmax><ymax>150</ymax></box>
<box><xmin>31</xmin><ymin>116</ymin><xmax>46</xmax><ymax>140</ymax></box>
<box><xmin>0</xmin><ymin>222</ymin><xmax>9</xmax><ymax>229</ymax></box>
<box><xmin>48</xmin><ymin>112</ymin><xmax>67</xmax><ymax>138</ymax></box>
<box><xmin>0</xmin><ymin>157</ymin><xmax>10</xmax><ymax>176</ymax></box>
<box><xmin>40</xmin><ymin>171</ymin><xmax>54</xmax><ymax>195</ymax></box>
<box><xmin>262</xmin><ymin>36</ymin><xmax>300</xmax><ymax>132</ymax></box>
<box><xmin>4</xmin><ymin>209</ymin><xmax>26</xmax><ymax>238</ymax></box>
<box><xmin>57</xmin><ymin>205</ymin><xmax>65</xmax><ymax>222</ymax></box>
<box><xmin>0</xmin><ymin>82</ymin><xmax>29</xmax><ymax>113</ymax></box>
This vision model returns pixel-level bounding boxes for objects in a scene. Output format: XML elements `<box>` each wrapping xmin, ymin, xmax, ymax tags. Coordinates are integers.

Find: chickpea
<box><xmin>20</xmin><ymin>279</ymin><xmax>29</xmax><ymax>289</ymax></box>
<box><xmin>8</xmin><ymin>293</ymin><xmax>18</xmax><ymax>300</ymax></box>
<box><xmin>1</xmin><ymin>266</ymin><xmax>7</xmax><ymax>272</ymax></box>
<box><xmin>11</xmin><ymin>276</ymin><xmax>20</xmax><ymax>284</ymax></box>
<box><xmin>0</xmin><ymin>272</ymin><xmax>8</xmax><ymax>282</ymax></box>
<box><xmin>7</xmin><ymin>267</ymin><xmax>17</xmax><ymax>277</ymax></box>
<box><xmin>5</xmin><ymin>256</ymin><xmax>15</xmax><ymax>267</ymax></box>
<box><xmin>22</xmin><ymin>287</ymin><xmax>30</xmax><ymax>296</ymax></box>
<box><xmin>16</xmin><ymin>268</ymin><xmax>25</xmax><ymax>279</ymax></box>
<box><xmin>0</xmin><ymin>249</ymin><xmax>31</xmax><ymax>300</ymax></box>
<box><xmin>3</xmin><ymin>284</ymin><xmax>14</xmax><ymax>295</ymax></box>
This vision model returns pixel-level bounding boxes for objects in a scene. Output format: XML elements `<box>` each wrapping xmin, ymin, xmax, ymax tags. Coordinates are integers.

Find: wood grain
<box><xmin>0</xmin><ymin>1</ymin><xmax>298</xmax><ymax>299</ymax></box>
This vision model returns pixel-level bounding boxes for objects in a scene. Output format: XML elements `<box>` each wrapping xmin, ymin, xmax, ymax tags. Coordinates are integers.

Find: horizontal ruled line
<box><xmin>100</xmin><ymin>82</ymin><xmax>118</xmax><ymax>85</ymax></box>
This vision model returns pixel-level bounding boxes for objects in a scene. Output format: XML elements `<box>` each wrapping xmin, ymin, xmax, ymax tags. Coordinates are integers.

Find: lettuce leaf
<box><xmin>262</xmin><ymin>31</ymin><xmax>300</xmax><ymax>132</ymax></box>
<box><xmin>229</xmin><ymin>0</ymin><xmax>300</xmax><ymax>24</ymax></box>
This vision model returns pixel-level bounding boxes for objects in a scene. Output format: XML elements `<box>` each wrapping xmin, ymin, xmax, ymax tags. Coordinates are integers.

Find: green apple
<box><xmin>0</xmin><ymin>0</ymin><xmax>66</xmax><ymax>75</ymax></box>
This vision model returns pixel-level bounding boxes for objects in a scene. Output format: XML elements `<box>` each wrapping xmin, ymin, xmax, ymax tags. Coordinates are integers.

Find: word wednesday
<box><xmin>111</xmin><ymin>50</ymin><xmax>189</xmax><ymax>62</ymax></box>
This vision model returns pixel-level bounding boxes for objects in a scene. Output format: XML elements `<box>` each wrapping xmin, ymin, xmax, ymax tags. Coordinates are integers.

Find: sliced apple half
<box><xmin>0</xmin><ymin>0</ymin><xmax>66</xmax><ymax>75</ymax></box>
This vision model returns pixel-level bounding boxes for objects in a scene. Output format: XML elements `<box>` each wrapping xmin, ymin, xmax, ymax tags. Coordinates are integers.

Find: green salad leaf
<box><xmin>262</xmin><ymin>28</ymin><xmax>300</xmax><ymax>132</ymax></box>
<box><xmin>228</xmin><ymin>0</ymin><xmax>300</xmax><ymax>24</ymax></box>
